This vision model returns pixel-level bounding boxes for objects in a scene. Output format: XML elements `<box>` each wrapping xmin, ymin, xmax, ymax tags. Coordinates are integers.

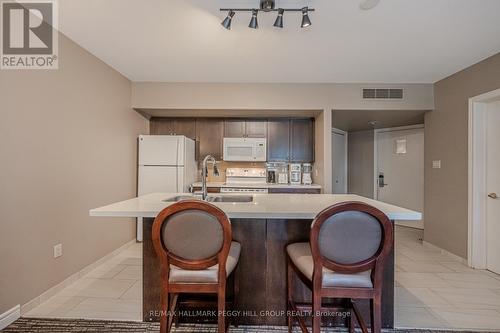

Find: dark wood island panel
<box><xmin>142</xmin><ymin>218</ymin><xmax>394</xmax><ymax>328</ymax></box>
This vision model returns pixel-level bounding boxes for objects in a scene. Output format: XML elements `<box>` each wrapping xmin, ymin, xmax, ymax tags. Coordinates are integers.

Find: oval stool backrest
<box><xmin>310</xmin><ymin>201</ymin><xmax>393</xmax><ymax>276</ymax></box>
<box><xmin>318</xmin><ymin>210</ymin><xmax>382</xmax><ymax>265</ymax></box>
<box><xmin>162</xmin><ymin>209</ymin><xmax>223</xmax><ymax>261</ymax></box>
<box><xmin>152</xmin><ymin>200</ymin><xmax>232</xmax><ymax>271</ymax></box>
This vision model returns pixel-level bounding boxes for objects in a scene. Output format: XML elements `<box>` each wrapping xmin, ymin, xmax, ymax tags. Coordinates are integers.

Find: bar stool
<box><xmin>286</xmin><ymin>201</ymin><xmax>393</xmax><ymax>333</ymax></box>
<box><xmin>152</xmin><ymin>200</ymin><xmax>241</xmax><ymax>333</ymax></box>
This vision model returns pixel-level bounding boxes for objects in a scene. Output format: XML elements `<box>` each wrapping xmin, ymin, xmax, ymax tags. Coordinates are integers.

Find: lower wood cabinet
<box><xmin>268</xmin><ymin>188</ymin><xmax>321</xmax><ymax>194</ymax></box>
<box><xmin>191</xmin><ymin>187</ymin><xmax>221</xmax><ymax>193</ymax></box>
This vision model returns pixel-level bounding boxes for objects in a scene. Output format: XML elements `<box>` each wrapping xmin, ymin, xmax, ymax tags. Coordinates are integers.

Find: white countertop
<box><xmin>89</xmin><ymin>193</ymin><xmax>421</xmax><ymax>221</ymax></box>
<box><xmin>191</xmin><ymin>182</ymin><xmax>322</xmax><ymax>189</ymax></box>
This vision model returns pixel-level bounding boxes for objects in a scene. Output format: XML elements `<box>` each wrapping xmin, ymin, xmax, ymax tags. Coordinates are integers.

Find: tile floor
<box><xmin>24</xmin><ymin>227</ymin><xmax>500</xmax><ymax>330</ymax></box>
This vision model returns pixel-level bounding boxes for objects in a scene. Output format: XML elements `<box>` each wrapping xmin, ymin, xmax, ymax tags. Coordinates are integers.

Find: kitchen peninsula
<box><xmin>90</xmin><ymin>193</ymin><xmax>421</xmax><ymax>328</ymax></box>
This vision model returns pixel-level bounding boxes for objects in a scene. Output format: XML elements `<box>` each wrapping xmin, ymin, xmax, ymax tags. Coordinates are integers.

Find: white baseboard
<box><xmin>21</xmin><ymin>239</ymin><xmax>136</xmax><ymax>315</ymax></box>
<box><xmin>422</xmin><ymin>240</ymin><xmax>468</xmax><ymax>264</ymax></box>
<box><xmin>0</xmin><ymin>305</ymin><xmax>20</xmax><ymax>330</ymax></box>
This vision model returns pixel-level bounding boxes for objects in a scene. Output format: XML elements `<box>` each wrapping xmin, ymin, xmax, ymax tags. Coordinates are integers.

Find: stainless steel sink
<box><xmin>206</xmin><ymin>195</ymin><xmax>254</xmax><ymax>203</ymax></box>
<box><xmin>163</xmin><ymin>195</ymin><xmax>201</xmax><ymax>202</ymax></box>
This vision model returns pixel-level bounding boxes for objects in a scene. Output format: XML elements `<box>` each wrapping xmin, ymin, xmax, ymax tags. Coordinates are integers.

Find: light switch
<box><xmin>432</xmin><ymin>160</ymin><xmax>441</xmax><ymax>169</ymax></box>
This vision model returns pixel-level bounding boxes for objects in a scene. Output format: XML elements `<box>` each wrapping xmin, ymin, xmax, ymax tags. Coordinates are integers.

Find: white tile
<box><xmin>120</xmin><ymin>280</ymin><xmax>142</xmax><ymax>300</ymax></box>
<box><xmin>396</xmin><ymin>272</ymin><xmax>451</xmax><ymax>288</ymax></box>
<box><xmin>428</xmin><ymin>307</ymin><xmax>500</xmax><ymax>330</ymax></box>
<box><xmin>84</xmin><ymin>264</ymin><xmax>127</xmax><ymax>279</ymax></box>
<box><xmin>113</xmin><ymin>265</ymin><xmax>142</xmax><ymax>280</ymax></box>
<box><xmin>395</xmin><ymin>306</ymin><xmax>450</xmax><ymax>329</ymax></box>
<box><xmin>395</xmin><ymin>287</ymin><xmax>451</xmax><ymax>307</ymax></box>
<box><xmin>71</xmin><ymin>297</ymin><xmax>141</xmax><ymax>313</ymax></box>
<box><xmin>436</xmin><ymin>272</ymin><xmax>500</xmax><ymax>289</ymax></box>
<box><xmin>431</xmin><ymin>287</ymin><xmax>500</xmax><ymax>309</ymax></box>
<box><xmin>57</xmin><ymin>278</ymin><xmax>136</xmax><ymax>298</ymax></box>
<box><xmin>397</xmin><ymin>261</ymin><xmax>454</xmax><ymax>273</ymax></box>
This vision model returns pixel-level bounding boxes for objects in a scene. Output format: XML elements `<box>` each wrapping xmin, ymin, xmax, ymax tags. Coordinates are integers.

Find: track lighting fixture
<box><xmin>248</xmin><ymin>9</ymin><xmax>259</xmax><ymax>29</ymax></box>
<box><xmin>220</xmin><ymin>0</ymin><xmax>314</xmax><ymax>30</ymax></box>
<box><xmin>273</xmin><ymin>8</ymin><xmax>284</xmax><ymax>28</ymax></box>
<box><xmin>301</xmin><ymin>7</ymin><xmax>312</xmax><ymax>28</ymax></box>
<box><xmin>221</xmin><ymin>10</ymin><xmax>235</xmax><ymax>30</ymax></box>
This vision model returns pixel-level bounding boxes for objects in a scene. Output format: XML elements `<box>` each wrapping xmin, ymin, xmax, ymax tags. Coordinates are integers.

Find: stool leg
<box><xmin>312</xmin><ymin>290</ymin><xmax>321</xmax><ymax>333</ymax></box>
<box><xmin>370</xmin><ymin>296</ymin><xmax>382</xmax><ymax>333</ymax></box>
<box><xmin>349</xmin><ymin>305</ymin><xmax>355</xmax><ymax>333</ymax></box>
<box><xmin>287</xmin><ymin>258</ymin><xmax>293</xmax><ymax>333</ymax></box>
<box><xmin>218</xmin><ymin>285</ymin><xmax>226</xmax><ymax>333</ymax></box>
<box><xmin>160</xmin><ymin>290</ymin><xmax>168</xmax><ymax>333</ymax></box>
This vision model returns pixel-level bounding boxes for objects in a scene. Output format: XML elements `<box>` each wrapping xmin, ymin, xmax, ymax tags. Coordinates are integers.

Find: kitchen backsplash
<box><xmin>198</xmin><ymin>161</ymin><xmax>266</xmax><ymax>182</ymax></box>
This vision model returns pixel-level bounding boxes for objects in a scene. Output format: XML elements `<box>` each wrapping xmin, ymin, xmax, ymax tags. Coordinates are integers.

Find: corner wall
<box><xmin>425</xmin><ymin>53</ymin><xmax>500</xmax><ymax>258</ymax></box>
<box><xmin>348</xmin><ymin>130</ymin><xmax>375</xmax><ymax>198</ymax></box>
<box><xmin>0</xmin><ymin>33</ymin><xmax>149</xmax><ymax>314</ymax></box>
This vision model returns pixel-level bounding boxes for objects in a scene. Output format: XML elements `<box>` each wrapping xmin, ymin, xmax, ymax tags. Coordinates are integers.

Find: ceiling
<box><xmin>58</xmin><ymin>0</ymin><xmax>500</xmax><ymax>83</ymax></box>
<box><xmin>332</xmin><ymin>109</ymin><xmax>427</xmax><ymax>131</ymax></box>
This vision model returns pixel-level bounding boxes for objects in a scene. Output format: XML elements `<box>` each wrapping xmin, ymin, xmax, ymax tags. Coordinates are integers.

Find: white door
<box><xmin>139</xmin><ymin>135</ymin><xmax>181</xmax><ymax>166</ymax></box>
<box><xmin>138</xmin><ymin>166</ymin><xmax>180</xmax><ymax>195</ymax></box>
<box><xmin>376</xmin><ymin>126</ymin><xmax>424</xmax><ymax>229</ymax></box>
<box><xmin>332</xmin><ymin>129</ymin><xmax>347</xmax><ymax>194</ymax></box>
<box><xmin>486</xmin><ymin>101</ymin><xmax>500</xmax><ymax>274</ymax></box>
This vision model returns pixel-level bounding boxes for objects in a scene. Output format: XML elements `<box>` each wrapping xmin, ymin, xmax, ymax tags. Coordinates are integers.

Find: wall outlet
<box><xmin>53</xmin><ymin>244</ymin><xmax>62</xmax><ymax>258</ymax></box>
<box><xmin>432</xmin><ymin>160</ymin><xmax>441</xmax><ymax>169</ymax></box>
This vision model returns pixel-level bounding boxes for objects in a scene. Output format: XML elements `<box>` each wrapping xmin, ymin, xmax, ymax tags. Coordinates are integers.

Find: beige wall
<box><xmin>132</xmin><ymin>82</ymin><xmax>433</xmax><ymax>193</ymax></box>
<box><xmin>425</xmin><ymin>53</ymin><xmax>500</xmax><ymax>258</ymax></box>
<box><xmin>347</xmin><ymin>130</ymin><xmax>375</xmax><ymax>198</ymax></box>
<box><xmin>0</xmin><ymin>34</ymin><xmax>148</xmax><ymax>313</ymax></box>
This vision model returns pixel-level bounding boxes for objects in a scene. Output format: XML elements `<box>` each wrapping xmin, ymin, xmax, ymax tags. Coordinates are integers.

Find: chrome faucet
<box><xmin>201</xmin><ymin>155</ymin><xmax>219</xmax><ymax>200</ymax></box>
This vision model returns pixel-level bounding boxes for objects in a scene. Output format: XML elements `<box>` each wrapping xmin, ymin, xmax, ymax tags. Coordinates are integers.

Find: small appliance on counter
<box><xmin>266</xmin><ymin>163</ymin><xmax>278</xmax><ymax>184</ymax></box>
<box><xmin>276</xmin><ymin>163</ymin><xmax>289</xmax><ymax>184</ymax></box>
<box><xmin>289</xmin><ymin>163</ymin><xmax>302</xmax><ymax>185</ymax></box>
<box><xmin>302</xmin><ymin>163</ymin><xmax>313</xmax><ymax>185</ymax></box>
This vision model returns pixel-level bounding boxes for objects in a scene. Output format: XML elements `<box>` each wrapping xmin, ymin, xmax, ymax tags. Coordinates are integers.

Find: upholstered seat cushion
<box><xmin>169</xmin><ymin>242</ymin><xmax>241</xmax><ymax>283</ymax></box>
<box><xmin>286</xmin><ymin>243</ymin><xmax>373</xmax><ymax>288</ymax></box>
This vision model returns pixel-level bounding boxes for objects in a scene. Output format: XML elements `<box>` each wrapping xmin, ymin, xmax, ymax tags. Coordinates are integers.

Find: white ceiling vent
<box><xmin>362</xmin><ymin>88</ymin><xmax>404</xmax><ymax>100</ymax></box>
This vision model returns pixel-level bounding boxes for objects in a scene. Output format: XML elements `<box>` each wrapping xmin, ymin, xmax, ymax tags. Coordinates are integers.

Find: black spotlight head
<box><xmin>301</xmin><ymin>7</ymin><xmax>311</xmax><ymax>28</ymax></box>
<box><xmin>221</xmin><ymin>10</ymin><xmax>235</xmax><ymax>30</ymax></box>
<box><xmin>249</xmin><ymin>9</ymin><xmax>259</xmax><ymax>29</ymax></box>
<box><xmin>273</xmin><ymin>8</ymin><xmax>284</xmax><ymax>28</ymax></box>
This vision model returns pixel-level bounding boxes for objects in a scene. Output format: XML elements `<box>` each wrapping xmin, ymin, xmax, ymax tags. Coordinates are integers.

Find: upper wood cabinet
<box><xmin>267</xmin><ymin>119</ymin><xmax>290</xmax><ymax>162</ymax></box>
<box><xmin>224</xmin><ymin>120</ymin><xmax>267</xmax><ymax>138</ymax></box>
<box><xmin>150</xmin><ymin>118</ymin><xmax>174</xmax><ymax>135</ymax></box>
<box><xmin>197</xmin><ymin>119</ymin><xmax>224</xmax><ymax>161</ymax></box>
<box><xmin>290</xmin><ymin>118</ymin><xmax>314</xmax><ymax>162</ymax></box>
<box><xmin>245</xmin><ymin>120</ymin><xmax>267</xmax><ymax>138</ymax></box>
<box><xmin>149</xmin><ymin>118</ymin><xmax>196</xmax><ymax>140</ymax></box>
<box><xmin>173</xmin><ymin>119</ymin><xmax>196</xmax><ymax>140</ymax></box>
<box><xmin>224</xmin><ymin>120</ymin><xmax>246</xmax><ymax>138</ymax></box>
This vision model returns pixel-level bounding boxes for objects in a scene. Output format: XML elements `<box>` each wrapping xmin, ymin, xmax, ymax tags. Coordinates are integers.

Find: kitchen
<box><xmin>89</xmin><ymin>115</ymin><xmax>422</xmax><ymax>331</ymax></box>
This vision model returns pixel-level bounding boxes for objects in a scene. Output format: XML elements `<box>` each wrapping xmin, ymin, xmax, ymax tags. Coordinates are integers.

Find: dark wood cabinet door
<box><xmin>267</xmin><ymin>119</ymin><xmax>290</xmax><ymax>161</ymax></box>
<box><xmin>224</xmin><ymin>120</ymin><xmax>246</xmax><ymax>137</ymax></box>
<box><xmin>173</xmin><ymin>119</ymin><xmax>196</xmax><ymax>140</ymax></box>
<box><xmin>150</xmin><ymin>118</ymin><xmax>174</xmax><ymax>135</ymax></box>
<box><xmin>197</xmin><ymin>119</ymin><xmax>224</xmax><ymax>160</ymax></box>
<box><xmin>245</xmin><ymin>120</ymin><xmax>267</xmax><ymax>138</ymax></box>
<box><xmin>290</xmin><ymin>118</ymin><xmax>314</xmax><ymax>162</ymax></box>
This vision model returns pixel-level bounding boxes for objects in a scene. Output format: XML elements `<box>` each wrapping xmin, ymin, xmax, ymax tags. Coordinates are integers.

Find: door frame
<box><xmin>331</xmin><ymin>128</ymin><xmax>348</xmax><ymax>193</ymax></box>
<box><xmin>373</xmin><ymin>124</ymin><xmax>425</xmax><ymax>200</ymax></box>
<box><xmin>468</xmin><ymin>88</ymin><xmax>500</xmax><ymax>269</ymax></box>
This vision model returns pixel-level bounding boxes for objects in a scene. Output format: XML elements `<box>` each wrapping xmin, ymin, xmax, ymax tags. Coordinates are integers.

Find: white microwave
<box><xmin>223</xmin><ymin>138</ymin><xmax>267</xmax><ymax>162</ymax></box>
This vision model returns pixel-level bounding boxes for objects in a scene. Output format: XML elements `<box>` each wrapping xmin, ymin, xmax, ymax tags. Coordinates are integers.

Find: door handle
<box><xmin>488</xmin><ymin>193</ymin><xmax>498</xmax><ymax>199</ymax></box>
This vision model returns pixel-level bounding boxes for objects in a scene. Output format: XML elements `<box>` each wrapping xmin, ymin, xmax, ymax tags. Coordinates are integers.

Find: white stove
<box><xmin>222</xmin><ymin>168</ymin><xmax>268</xmax><ymax>193</ymax></box>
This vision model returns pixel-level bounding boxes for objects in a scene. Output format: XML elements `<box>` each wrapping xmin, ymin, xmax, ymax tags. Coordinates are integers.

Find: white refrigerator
<box><xmin>137</xmin><ymin>135</ymin><xmax>197</xmax><ymax>241</ymax></box>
